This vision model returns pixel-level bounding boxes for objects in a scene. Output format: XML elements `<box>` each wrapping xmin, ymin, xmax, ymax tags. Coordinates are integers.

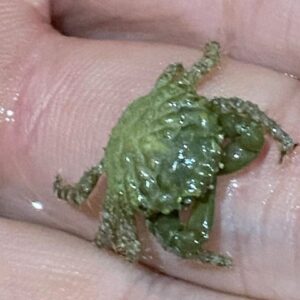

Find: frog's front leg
<box><xmin>147</xmin><ymin>187</ymin><xmax>232</xmax><ymax>267</ymax></box>
<box><xmin>156</xmin><ymin>41</ymin><xmax>221</xmax><ymax>88</ymax></box>
<box><xmin>211</xmin><ymin>97</ymin><xmax>296</xmax><ymax>162</ymax></box>
<box><xmin>53</xmin><ymin>160</ymin><xmax>103</xmax><ymax>205</ymax></box>
<box><xmin>155</xmin><ymin>63</ymin><xmax>185</xmax><ymax>88</ymax></box>
<box><xmin>186</xmin><ymin>41</ymin><xmax>221</xmax><ymax>85</ymax></box>
<box><xmin>217</xmin><ymin>112</ymin><xmax>265</xmax><ymax>173</ymax></box>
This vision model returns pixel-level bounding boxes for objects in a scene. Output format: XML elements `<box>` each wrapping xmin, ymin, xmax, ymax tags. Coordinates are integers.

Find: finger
<box><xmin>0</xmin><ymin>1</ymin><xmax>300</xmax><ymax>299</ymax></box>
<box><xmin>51</xmin><ymin>0</ymin><xmax>300</xmax><ymax>77</ymax></box>
<box><xmin>0</xmin><ymin>217</ymin><xmax>242</xmax><ymax>300</ymax></box>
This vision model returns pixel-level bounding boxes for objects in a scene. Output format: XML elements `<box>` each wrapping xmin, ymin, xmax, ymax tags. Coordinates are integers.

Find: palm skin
<box><xmin>0</xmin><ymin>1</ymin><xmax>299</xmax><ymax>300</ymax></box>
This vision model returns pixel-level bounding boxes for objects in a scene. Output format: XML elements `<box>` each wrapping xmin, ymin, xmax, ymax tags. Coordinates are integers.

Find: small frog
<box><xmin>54</xmin><ymin>42</ymin><xmax>296</xmax><ymax>267</ymax></box>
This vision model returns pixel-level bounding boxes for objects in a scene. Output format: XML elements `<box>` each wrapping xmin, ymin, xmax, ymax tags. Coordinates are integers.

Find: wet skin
<box><xmin>0</xmin><ymin>1</ymin><xmax>300</xmax><ymax>300</ymax></box>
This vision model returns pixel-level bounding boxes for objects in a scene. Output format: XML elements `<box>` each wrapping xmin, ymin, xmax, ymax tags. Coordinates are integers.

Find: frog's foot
<box><xmin>53</xmin><ymin>160</ymin><xmax>103</xmax><ymax>205</ymax></box>
<box><xmin>147</xmin><ymin>212</ymin><xmax>232</xmax><ymax>267</ymax></box>
<box><xmin>147</xmin><ymin>184</ymin><xmax>232</xmax><ymax>267</ymax></box>
<box><xmin>211</xmin><ymin>97</ymin><xmax>296</xmax><ymax>162</ymax></box>
<box><xmin>95</xmin><ymin>221</ymin><xmax>141</xmax><ymax>263</ymax></box>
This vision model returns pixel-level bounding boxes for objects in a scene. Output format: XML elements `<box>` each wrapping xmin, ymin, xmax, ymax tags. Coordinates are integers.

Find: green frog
<box><xmin>54</xmin><ymin>42</ymin><xmax>296</xmax><ymax>267</ymax></box>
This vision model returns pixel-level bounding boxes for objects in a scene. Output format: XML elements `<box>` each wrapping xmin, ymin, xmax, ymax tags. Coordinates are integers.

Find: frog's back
<box><xmin>104</xmin><ymin>82</ymin><xmax>194</xmax><ymax>175</ymax></box>
<box><xmin>103</xmin><ymin>82</ymin><xmax>222</xmax><ymax>214</ymax></box>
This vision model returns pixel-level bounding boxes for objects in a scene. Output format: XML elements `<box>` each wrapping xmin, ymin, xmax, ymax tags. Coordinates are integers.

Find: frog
<box><xmin>53</xmin><ymin>42</ymin><xmax>296</xmax><ymax>267</ymax></box>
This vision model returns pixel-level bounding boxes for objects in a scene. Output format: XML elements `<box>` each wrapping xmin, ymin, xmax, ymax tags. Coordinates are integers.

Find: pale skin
<box><xmin>0</xmin><ymin>1</ymin><xmax>300</xmax><ymax>300</ymax></box>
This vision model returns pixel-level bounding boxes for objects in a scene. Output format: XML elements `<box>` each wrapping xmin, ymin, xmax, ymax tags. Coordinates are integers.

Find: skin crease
<box><xmin>0</xmin><ymin>0</ymin><xmax>300</xmax><ymax>299</ymax></box>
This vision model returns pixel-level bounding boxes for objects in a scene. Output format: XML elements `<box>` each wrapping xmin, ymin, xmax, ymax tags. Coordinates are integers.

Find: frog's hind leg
<box><xmin>53</xmin><ymin>160</ymin><xmax>103</xmax><ymax>206</ymax></box>
<box><xmin>147</xmin><ymin>187</ymin><xmax>232</xmax><ymax>267</ymax></box>
<box><xmin>211</xmin><ymin>97</ymin><xmax>297</xmax><ymax>164</ymax></box>
<box><xmin>95</xmin><ymin>194</ymin><xmax>141</xmax><ymax>262</ymax></box>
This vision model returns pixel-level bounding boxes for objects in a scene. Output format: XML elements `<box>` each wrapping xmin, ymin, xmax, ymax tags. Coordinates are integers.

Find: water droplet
<box><xmin>183</xmin><ymin>197</ymin><xmax>193</xmax><ymax>205</ymax></box>
<box><xmin>31</xmin><ymin>201</ymin><xmax>44</xmax><ymax>210</ymax></box>
<box><xmin>231</xmin><ymin>181</ymin><xmax>238</xmax><ymax>188</ymax></box>
<box><xmin>141</xmin><ymin>254</ymin><xmax>153</xmax><ymax>261</ymax></box>
<box><xmin>13</xmin><ymin>92</ymin><xmax>20</xmax><ymax>101</ymax></box>
<box><xmin>233</xmin><ymin>153</ymin><xmax>240</xmax><ymax>159</ymax></box>
<box><xmin>0</xmin><ymin>106</ymin><xmax>15</xmax><ymax>123</ymax></box>
<box><xmin>6</xmin><ymin>110</ymin><xmax>14</xmax><ymax>117</ymax></box>
<box><xmin>267</xmin><ymin>183</ymin><xmax>274</xmax><ymax>194</ymax></box>
<box><xmin>284</xmin><ymin>72</ymin><xmax>299</xmax><ymax>80</ymax></box>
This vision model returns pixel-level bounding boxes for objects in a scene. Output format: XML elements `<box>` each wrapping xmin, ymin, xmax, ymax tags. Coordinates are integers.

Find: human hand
<box><xmin>0</xmin><ymin>1</ymin><xmax>299</xmax><ymax>299</ymax></box>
